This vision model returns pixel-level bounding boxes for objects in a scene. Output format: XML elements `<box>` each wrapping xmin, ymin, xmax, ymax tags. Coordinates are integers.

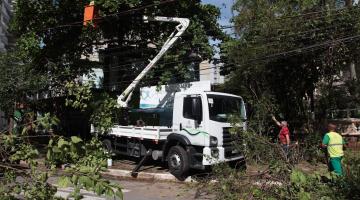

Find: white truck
<box><xmin>97</xmin><ymin>16</ymin><xmax>247</xmax><ymax>180</ymax></box>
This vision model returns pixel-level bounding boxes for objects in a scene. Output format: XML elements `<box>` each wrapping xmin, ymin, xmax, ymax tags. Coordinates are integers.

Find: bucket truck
<box><xmin>99</xmin><ymin>16</ymin><xmax>247</xmax><ymax>180</ymax></box>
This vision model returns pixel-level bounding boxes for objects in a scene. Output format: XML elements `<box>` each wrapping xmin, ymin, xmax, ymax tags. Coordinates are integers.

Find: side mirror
<box><xmin>192</xmin><ymin>97</ymin><xmax>202</xmax><ymax>124</ymax></box>
<box><xmin>242</xmin><ymin>103</ymin><xmax>247</xmax><ymax>121</ymax></box>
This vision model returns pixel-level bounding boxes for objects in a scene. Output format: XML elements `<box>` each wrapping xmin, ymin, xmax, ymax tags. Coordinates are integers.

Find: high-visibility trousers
<box><xmin>329</xmin><ymin>157</ymin><xmax>343</xmax><ymax>176</ymax></box>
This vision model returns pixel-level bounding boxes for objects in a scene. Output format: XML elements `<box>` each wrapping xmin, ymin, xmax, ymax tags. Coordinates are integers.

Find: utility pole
<box><xmin>346</xmin><ymin>0</ymin><xmax>357</xmax><ymax>80</ymax></box>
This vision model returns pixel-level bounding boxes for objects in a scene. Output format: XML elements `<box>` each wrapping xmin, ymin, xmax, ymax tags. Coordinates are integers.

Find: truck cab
<box><xmin>164</xmin><ymin>91</ymin><xmax>246</xmax><ymax>178</ymax></box>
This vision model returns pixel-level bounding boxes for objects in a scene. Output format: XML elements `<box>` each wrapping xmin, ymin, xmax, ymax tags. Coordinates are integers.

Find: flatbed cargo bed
<box><xmin>109</xmin><ymin>125</ymin><xmax>173</xmax><ymax>140</ymax></box>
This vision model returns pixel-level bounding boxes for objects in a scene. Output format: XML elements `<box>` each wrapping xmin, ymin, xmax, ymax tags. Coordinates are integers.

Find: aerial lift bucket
<box><xmin>83</xmin><ymin>1</ymin><xmax>97</xmax><ymax>27</ymax></box>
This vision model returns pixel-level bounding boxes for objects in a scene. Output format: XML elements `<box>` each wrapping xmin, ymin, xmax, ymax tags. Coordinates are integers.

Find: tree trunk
<box><xmin>350</xmin><ymin>62</ymin><xmax>357</xmax><ymax>80</ymax></box>
<box><xmin>345</xmin><ymin>0</ymin><xmax>353</xmax><ymax>6</ymax></box>
<box><xmin>8</xmin><ymin>117</ymin><xmax>13</xmax><ymax>134</ymax></box>
<box><xmin>346</xmin><ymin>1</ymin><xmax>356</xmax><ymax>80</ymax></box>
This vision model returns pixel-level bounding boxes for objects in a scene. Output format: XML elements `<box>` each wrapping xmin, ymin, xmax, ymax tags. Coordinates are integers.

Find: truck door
<box><xmin>172</xmin><ymin>94</ymin><xmax>208</xmax><ymax>146</ymax></box>
<box><xmin>179</xmin><ymin>95</ymin><xmax>203</xmax><ymax>130</ymax></box>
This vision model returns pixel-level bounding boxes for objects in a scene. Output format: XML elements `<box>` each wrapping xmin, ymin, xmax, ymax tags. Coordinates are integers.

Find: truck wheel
<box><xmin>167</xmin><ymin>146</ymin><xmax>189</xmax><ymax>180</ymax></box>
<box><xmin>102</xmin><ymin>139</ymin><xmax>113</xmax><ymax>157</ymax></box>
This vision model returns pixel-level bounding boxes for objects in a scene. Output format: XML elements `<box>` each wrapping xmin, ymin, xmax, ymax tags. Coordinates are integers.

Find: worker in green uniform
<box><xmin>13</xmin><ymin>103</ymin><xmax>24</xmax><ymax>134</ymax></box>
<box><xmin>321</xmin><ymin>123</ymin><xmax>345</xmax><ymax>176</ymax></box>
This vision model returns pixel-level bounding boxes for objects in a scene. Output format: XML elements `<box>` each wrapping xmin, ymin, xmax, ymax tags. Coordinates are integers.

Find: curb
<box><xmin>20</xmin><ymin>160</ymin><xmax>195</xmax><ymax>183</ymax></box>
<box><xmin>101</xmin><ymin>168</ymin><xmax>195</xmax><ymax>183</ymax></box>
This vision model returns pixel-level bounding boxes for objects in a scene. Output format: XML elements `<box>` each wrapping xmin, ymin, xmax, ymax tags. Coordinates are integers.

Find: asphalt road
<box><xmin>54</xmin><ymin>179</ymin><xmax>212</xmax><ymax>200</ymax></box>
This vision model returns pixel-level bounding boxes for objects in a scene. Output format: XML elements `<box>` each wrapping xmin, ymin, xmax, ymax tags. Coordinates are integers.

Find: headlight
<box><xmin>210</xmin><ymin>136</ymin><xmax>218</xmax><ymax>146</ymax></box>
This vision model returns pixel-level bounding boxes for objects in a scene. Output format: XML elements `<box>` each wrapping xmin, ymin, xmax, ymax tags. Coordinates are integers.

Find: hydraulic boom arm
<box><xmin>117</xmin><ymin>16</ymin><xmax>190</xmax><ymax>107</ymax></box>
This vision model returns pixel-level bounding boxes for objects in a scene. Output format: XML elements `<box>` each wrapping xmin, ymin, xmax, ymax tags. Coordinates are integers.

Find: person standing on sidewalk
<box><xmin>272</xmin><ymin>115</ymin><xmax>291</xmax><ymax>157</ymax></box>
<box><xmin>321</xmin><ymin>123</ymin><xmax>345</xmax><ymax>176</ymax></box>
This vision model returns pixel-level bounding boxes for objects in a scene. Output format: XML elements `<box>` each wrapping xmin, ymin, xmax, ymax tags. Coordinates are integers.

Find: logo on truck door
<box><xmin>182</xmin><ymin>128</ymin><xmax>209</xmax><ymax>137</ymax></box>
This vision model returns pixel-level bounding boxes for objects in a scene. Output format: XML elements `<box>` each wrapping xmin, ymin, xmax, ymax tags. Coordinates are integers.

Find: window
<box><xmin>208</xmin><ymin>95</ymin><xmax>245</xmax><ymax>123</ymax></box>
<box><xmin>183</xmin><ymin>96</ymin><xmax>202</xmax><ymax>123</ymax></box>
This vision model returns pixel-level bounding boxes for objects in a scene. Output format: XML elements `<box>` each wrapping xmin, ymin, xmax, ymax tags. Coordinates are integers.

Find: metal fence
<box><xmin>326</xmin><ymin>108</ymin><xmax>360</xmax><ymax>119</ymax></box>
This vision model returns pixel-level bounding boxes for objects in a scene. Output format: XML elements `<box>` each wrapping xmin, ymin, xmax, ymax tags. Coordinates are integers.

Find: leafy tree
<box><xmin>0</xmin><ymin>51</ymin><xmax>46</xmax><ymax>115</ymax></box>
<box><xmin>11</xmin><ymin>0</ymin><xmax>224</xmax><ymax>93</ymax></box>
<box><xmin>222</xmin><ymin>0</ymin><xmax>360</xmax><ymax>124</ymax></box>
<box><xmin>196</xmin><ymin>116</ymin><xmax>360</xmax><ymax>200</ymax></box>
<box><xmin>0</xmin><ymin>1</ymin><xmax>225</xmax><ymax>199</ymax></box>
<box><xmin>2</xmin><ymin>0</ymin><xmax>225</xmax><ymax>132</ymax></box>
<box><xmin>0</xmin><ymin>114</ymin><xmax>122</xmax><ymax>199</ymax></box>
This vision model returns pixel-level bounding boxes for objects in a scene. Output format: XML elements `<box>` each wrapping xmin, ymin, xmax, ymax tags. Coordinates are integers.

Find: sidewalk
<box><xmin>101</xmin><ymin>159</ymin><xmax>194</xmax><ymax>182</ymax></box>
<box><xmin>19</xmin><ymin>159</ymin><xmax>194</xmax><ymax>183</ymax></box>
<box><xmin>101</xmin><ymin>168</ymin><xmax>194</xmax><ymax>182</ymax></box>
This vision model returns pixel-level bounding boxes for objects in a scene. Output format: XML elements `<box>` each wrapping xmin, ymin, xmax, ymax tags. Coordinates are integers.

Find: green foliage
<box><xmin>10</xmin><ymin>0</ymin><xmax>224</xmax><ymax>96</ymax></box>
<box><xmin>0</xmin><ymin>114</ymin><xmax>122</xmax><ymax>199</ymax></box>
<box><xmin>275</xmin><ymin>169</ymin><xmax>336</xmax><ymax>200</ymax></box>
<box><xmin>49</xmin><ymin>137</ymin><xmax>122</xmax><ymax>200</ymax></box>
<box><xmin>37</xmin><ymin>113</ymin><xmax>61</xmax><ymax>132</ymax></box>
<box><xmin>46</xmin><ymin>136</ymin><xmax>108</xmax><ymax>168</ymax></box>
<box><xmin>246</xmin><ymin>94</ymin><xmax>279</xmax><ymax>134</ymax></box>
<box><xmin>0</xmin><ymin>0</ymin><xmax>224</xmax><ymax>199</ymax></box>
<box><xmin>229</xmin><ymin>116</ymin><xmax>288</xmax><ymax>165</ymax></box>
<box><xmin>338</xmin><ymin>151</ymin><xmax>360</xmax><ymax>199</ymax></box>
<box><xmin>201</xmin><ymin>116</ymin><xmax>360</xmax><ymax>200</ymax></box>
<box><xmin>0</xmin><ymin>52</ymin><xmax>47</xmax><ymax>115</ymax></box>
<box><xmin>0</xmin><ymin>137</ymin><xmax>58</xmax><ymax>199</ymax></box>
<box><xmin>89</xmin><ymin>92</ymin><xmax>118</xmax><ymax>134</ymax></box>
<box><xmin>16</xmin><ymin>31</ymin><xmax>41</xmax><ymax>60</ymax></box>
<box><xmin>223</xmin><ymin>0</ymin><xmax>360</xmax><ymax>123</ymax></box>
<box><xmin>64</xmin><ymin>81</ymin><xmax>118</xmax><ymax>133</ymax></box>
<box><xmin>65</xmin><ymin>81</ymin><xmax>93</xmax><ymax>112</ymax></box>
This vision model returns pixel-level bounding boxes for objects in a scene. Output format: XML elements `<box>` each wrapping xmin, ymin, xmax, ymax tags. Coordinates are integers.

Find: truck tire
<box><xmin>167</xmin><ymin>146</ymin><xmax>189</xmax><ymax>180</ymax></box>
<box><xmin>102</xmin><ymin>139</ymin><xmax>113</xmax><ymax>157</ymax></box>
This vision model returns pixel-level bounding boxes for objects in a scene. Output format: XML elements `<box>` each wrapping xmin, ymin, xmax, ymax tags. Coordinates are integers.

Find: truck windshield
<box><xmin>207</xmin><ymin>94</ymin><xmax>246</xmax><ymax>123</ymax></box>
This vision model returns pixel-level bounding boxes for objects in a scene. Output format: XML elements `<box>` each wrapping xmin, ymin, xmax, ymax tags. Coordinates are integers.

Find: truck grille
<box><xmin>223</xmin><ymin>127</ymin><xmax>241</xmax><ymax>158</ymax></box>
<box><xmin>222</xmin><ymin>127</ymin><xmax>234</xmax><ymax>147</ymax></box>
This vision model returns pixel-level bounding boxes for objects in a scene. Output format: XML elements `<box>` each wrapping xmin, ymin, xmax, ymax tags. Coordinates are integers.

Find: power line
<box><xmin>85</xmin><ymin>30</ymin><xmax>360</xmax><ymax>75</ymax></box>
<box><xmin>222</xmin><ymin>7</ymin><xmax>360</xmax><ymax>38</ymax></box>
<box><xmin>220</xmin><ymin>5</ymin><xmax>359</xmax><ymax>30</ymax></box>
<box><xmin>93</xmin><ymin>13</ymin><xmax>358</xmax><ymax>58</ymax></box>
<box><xmin>102</xmin><ymin>57</ymin><xmax>202</xmax><ymax>71</ymax></box>
<box><xmin>84</xmin><ymin>36</ymin><xmax>360</xmax><ymax>92</ymax></box>
<box><xmin>235</xmin><ymin>33</ymin><xmax>360</xmax><ymax>64</ymax></box>
<box><xmin>44</xmin><ymin>0</ymin><xmax>178</xmax><ymax>31</ymax></box>
<box><xmin>246</xmin><ymin>24</ymin><xmax>355</xmax><ymax>44</ymax></box>
<box><xmin>90</xmin><ymin>61</ymin><xmax>227</xmax><ymax>87</ymax></box>
<box><xmin>89</xmin><ymin>25</ymin><xmax>351</xmax><ymax>65</ymax></box>
<box><xmin>91</xmin><ymin>33</ymin><xmax>359</xmax><ymax>77</ymax></box>
<box><xmin>234</xmin><ymin>28</ymin><xmax>355</xmax><ymax>56</ymax></box>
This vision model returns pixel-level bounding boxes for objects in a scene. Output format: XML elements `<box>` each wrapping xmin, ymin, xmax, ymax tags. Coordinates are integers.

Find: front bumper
<box><xmin>202</xmin><ymin>147</ymin><xmax>244</xmax><ymax>166</ymax></box>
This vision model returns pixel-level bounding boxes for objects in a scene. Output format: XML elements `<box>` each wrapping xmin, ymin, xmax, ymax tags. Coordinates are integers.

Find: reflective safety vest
<box><xmin>327</xmin><ymin>131</ymin><xmax>344</xmax><ymax>158</ymax></box>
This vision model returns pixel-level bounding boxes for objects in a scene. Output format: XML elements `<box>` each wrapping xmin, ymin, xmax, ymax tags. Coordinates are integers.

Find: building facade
<box><xmin>0</xmin><ymin>0</ymin><xmax>13</xmax><ymax>52</ymax></box>
<box><xmin>199</xmin><ymin>60</ymin><xmax>225</xmax><ymax>85</ymax></box>
<box><xmin>0</xmin><ymin>0</ymin><xmax>13</xmax><ymax>131</ymax></box>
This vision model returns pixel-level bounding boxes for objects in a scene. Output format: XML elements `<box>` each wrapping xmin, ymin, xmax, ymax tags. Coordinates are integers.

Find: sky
<box><xmin>202</xmin><ymin>0</ymin><xmax>235</xmax><ymax>56</ymax></box>
<box><xmin>203</xmin><ymin>0</ymin><xmax>234</xmax><ymax>26</ymax></box>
